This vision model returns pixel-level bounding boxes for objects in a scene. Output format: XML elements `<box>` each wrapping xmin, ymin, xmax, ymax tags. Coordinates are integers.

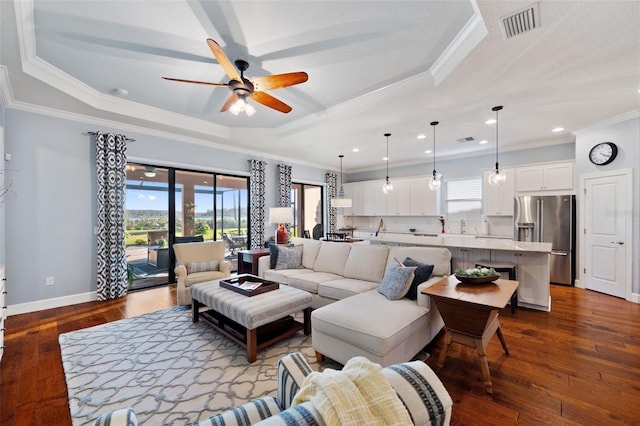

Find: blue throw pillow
<box><xmin>269</xmin><ymin>243</ymin><xmax>279</xmax><ymax>269</ymax></box>
<box><xmin>378</xmin><ymin>265</ymin><xmax>417</xmax><ymax>300</ymax></box>
<box><xmin>402</xmin><ymin>257</ymin><xmax>435</xmax><ymax>300</ymax></box>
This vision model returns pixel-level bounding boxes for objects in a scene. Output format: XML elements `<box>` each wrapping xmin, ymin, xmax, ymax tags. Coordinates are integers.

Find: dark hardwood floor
<box><xmin>1</xmin><ymin>284</ymin><xmax>639</xmax><ymax>425</ymax></box>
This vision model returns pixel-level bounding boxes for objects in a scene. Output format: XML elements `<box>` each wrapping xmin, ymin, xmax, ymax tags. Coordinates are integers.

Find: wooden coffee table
<box><xmin>190</xmin><ymin>277</ymin><xmax>312</xmax><ymax>363</ymax></box>
<box><xmin>422</xmin><ymin>275</ymin><xmax>519</xmax><ymax>394</ymax></box>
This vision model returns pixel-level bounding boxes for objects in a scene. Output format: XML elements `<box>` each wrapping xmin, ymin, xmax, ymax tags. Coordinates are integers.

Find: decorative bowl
<box><xmin>455</xmin><ymin>274</ymin><xmax>500</xmax><ymax>285</ymax></box>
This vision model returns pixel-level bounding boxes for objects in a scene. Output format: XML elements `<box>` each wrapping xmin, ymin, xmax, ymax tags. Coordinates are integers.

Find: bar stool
<box><xmin>475</xmin><ymin>260</ymin><xmax>518</xmax><ymax>313</ymax></box>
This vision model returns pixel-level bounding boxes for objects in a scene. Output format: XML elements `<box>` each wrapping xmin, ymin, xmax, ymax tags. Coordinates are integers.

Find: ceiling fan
<box><xmin>163</xmin><ymin>39</ymin><xmax>308</xmax><ymax>115</ymax></box>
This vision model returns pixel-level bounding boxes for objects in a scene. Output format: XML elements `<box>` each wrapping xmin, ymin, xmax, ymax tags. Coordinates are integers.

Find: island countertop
<box><xmin>359</xmin><ymin>233</ymin><xmax>552</xmax><ymax>253</ymax></box>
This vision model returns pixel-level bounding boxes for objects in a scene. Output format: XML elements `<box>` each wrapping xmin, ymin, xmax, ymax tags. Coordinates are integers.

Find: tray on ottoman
<box><xmin>220</xmin><ymin>274</ymin><xmax>279</xmax><ymax>296</ymax></box>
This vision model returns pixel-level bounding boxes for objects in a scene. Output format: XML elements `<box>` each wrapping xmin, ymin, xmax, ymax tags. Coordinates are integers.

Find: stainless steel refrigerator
<box><xmin>514</xmin><ymin>195</ymin><xmax>575</xmax><ymax>285</ymax></box>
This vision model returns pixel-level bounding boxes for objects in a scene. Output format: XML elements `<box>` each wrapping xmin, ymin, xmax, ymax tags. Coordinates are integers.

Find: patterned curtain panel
<box><xmin>96</xmin><ymin>132</ymin><xmax>128</xmax><ymax>300</ymax></box>
<box><xmin>277</xmin><ymin>164</ymin><xmax>292</xmax><ymax>207</ymax></box>
<box><xmin>277</xmin><ymin>164</ymin><xmax>292</xmax><ymax>235</ymax></box>
<box><xmin>326</xmin><ymin>172</ymin><xmax>338</xmax><ymax>234</ymax></box>
<box><xmin>248</xmin><ymin>159</ymin><xmax>267</xmax><ymax>249</ymax></box>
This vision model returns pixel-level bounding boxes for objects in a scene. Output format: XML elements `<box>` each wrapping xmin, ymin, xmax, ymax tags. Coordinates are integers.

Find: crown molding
<box><xmin>572</xmin><ymin>110</ymin><xmax>640</xmax><ymax>135</ymax></box>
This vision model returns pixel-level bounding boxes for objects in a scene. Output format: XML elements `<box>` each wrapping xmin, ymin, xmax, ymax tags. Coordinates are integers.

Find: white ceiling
<box><xmin>1</xmin><ymin>0</ymin><xmax>639</xmax><ymax>172</ymax></box>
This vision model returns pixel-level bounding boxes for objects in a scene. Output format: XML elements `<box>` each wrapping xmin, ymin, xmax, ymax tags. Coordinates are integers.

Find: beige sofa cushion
<box><xmin>290</xmin><ymin>237</ymin><xmax>322</xmax><ymax>269</ymax></box>
<box><xmin>288</xmin><ymin>272</ymin><xmax>343</xmax><ymax>294</ymax></box>
<box><xmin>343</xmin><ymin>244</ymin><xmax>389</xmax><ymax>282</ymax></box>
<box><xmin>318</xmin><ymin>278</ymin><xmax>380</xmax><ymax>301</ymax></box>
<box><xmin>264</xmin><ymin>268</ymin><xmax>314</xmax><ymax>285</ymax></box>
<box><xmin>312</xmin><ymin>242</ymin><xmax>352</xmax><ymax>275</ymax></box>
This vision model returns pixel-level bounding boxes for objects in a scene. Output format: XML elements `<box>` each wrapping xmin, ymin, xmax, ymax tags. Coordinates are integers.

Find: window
<box><xmin>291</xmin><ymin>183</ymin><xmax>324</xmax><ymax>239</ymax></box>
<box><xmin>445</xmin><ymin>178</ymin><xmax>482</xmax><ymax>219</ymax></box>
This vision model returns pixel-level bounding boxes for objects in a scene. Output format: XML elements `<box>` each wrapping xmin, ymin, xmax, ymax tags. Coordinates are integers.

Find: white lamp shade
<box><xmin>331</xmin><ymin>198</ymin><xmax>352</xmax><ymax>208</ymax></box>
<box><xmin>269</xmin><ymin>207</ymin><xmax>293</xmax><ymax>224</ymax></box>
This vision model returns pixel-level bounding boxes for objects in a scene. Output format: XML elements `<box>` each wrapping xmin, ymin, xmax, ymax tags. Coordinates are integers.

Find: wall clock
<box><xmin>588</xmin><ymin>142</ymin><xmax>618</xmax><ymax>166</ymax></box>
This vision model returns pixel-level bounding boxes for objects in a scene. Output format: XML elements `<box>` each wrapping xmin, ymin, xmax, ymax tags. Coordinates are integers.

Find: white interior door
<box><xmin>583</xmin><ymin>171</ymin><xmax>631</xmax><ymax>298</ymax></box>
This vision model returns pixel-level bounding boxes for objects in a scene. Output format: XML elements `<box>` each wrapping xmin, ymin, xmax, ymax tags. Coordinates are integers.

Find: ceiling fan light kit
<box><xmin>428</xmin><ymin>121</ymin><xmax>442</xmax><ymax>191</ymax></box>
<box><xmin>488</xmin><ymin>105</ymin><xmax>506</xmax><ymax>187</ymax></box>
<box><xmin>382</xmin><ymin>133</ymin><xmax>394</xmax><ymax>194</ymax></box>
<box><xmin>163</xmin><ymin>39</ymin><xmax>308</xmax><ymax>116</ymax></box>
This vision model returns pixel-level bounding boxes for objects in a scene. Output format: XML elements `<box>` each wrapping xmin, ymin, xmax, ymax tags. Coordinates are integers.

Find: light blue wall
<box><xmin>0</xmin><ymin>104</ymin><xmax>5</xmax><ymax>265</ymax></box>
<box><xmin>346</xmin><ymin>143</ymin><xmax>576</xmax><ymax>182</ymax></box>
<box><xmin>3</xmin><ymin>109</ymin><xmax>327</xmax><ymax>307</ymax></box>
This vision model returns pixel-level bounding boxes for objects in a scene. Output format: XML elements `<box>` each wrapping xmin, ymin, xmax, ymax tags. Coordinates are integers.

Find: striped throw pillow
<box><xmin>186</xmin><ymin>260</ymin><xmax>219</xmax><ymax>274</ymax></box>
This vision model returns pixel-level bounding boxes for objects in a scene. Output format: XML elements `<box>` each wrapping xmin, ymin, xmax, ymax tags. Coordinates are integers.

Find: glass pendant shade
<box><xmin>382</xmin><ymin>133</ymin><xmax>393</xmax><ymax>194</ymax></box>
<box><xmin>331</xmin><ymin>154</ymin><xmax>352</xmax><ymax>207</ymax></box>
<box><xmin>428</xmin><ymin>172</ymin><xmax>442</xmax><ymax>191</ymax></box>
<box><xmin>428</xmin><ymin>121</ymin><xmax>441</xmax><ymax>191</ymax></box>
<box><xmin>487</xmin><ymin>106</ymin><xmax>505</xmax><ymax>187</ymax></box>
<box><xmin>382</xmin><ymin>178</ymin><xmax>394</xmax><ymax>194</ymax></box>
<box><xmin>488</xmin><ymin>168</ymin><xmax>507</xmax><ymax>186</ymax></box>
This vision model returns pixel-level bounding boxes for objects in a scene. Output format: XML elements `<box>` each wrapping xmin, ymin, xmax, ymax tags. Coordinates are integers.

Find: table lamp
<box><xmin>269</xmin><ymin>207</ymin><xmax>293</xmax><ymax>245</ymax></box>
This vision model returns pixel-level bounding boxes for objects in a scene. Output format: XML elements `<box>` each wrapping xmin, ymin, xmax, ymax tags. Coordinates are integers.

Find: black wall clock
<box><xmin>588</xmin><ymin>142</ymin><xmax>618</xmax><ymax>166</ymax></box>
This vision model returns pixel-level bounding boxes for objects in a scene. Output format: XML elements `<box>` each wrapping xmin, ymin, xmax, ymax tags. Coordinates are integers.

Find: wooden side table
<box><xmin>237</xmin><ymin>248</ymin><xmax>270</xmax><ymax>275</ymax></box>
<box><xmin>422</xmin><ymin>275</ymin><xmax>519</xmax><ymax>394</ymax></box>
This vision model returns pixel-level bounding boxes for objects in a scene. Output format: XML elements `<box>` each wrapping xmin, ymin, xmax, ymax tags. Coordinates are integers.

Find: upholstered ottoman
<box><xmin>311</xmin><ymin>288</ymin><xmax>431</xmax><ymax>366</ymax></box>
<box><xmin>191</xmin><ymin>280</ymin><xmax>312</xmax><ymax>362</ymax></box>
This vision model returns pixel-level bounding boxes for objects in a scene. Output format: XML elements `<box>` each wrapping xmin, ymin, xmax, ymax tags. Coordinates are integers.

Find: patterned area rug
<box><xmin>59</xmin><ymin>306</ymin><xmax>333</xmax><ymax>425</ymax></box>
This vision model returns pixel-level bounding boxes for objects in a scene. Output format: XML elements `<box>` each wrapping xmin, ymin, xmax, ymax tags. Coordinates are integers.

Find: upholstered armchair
<box><xmin>174</xmin><ymin>241</ymin><xmax>231</xmax><ymax>305</ymax></box>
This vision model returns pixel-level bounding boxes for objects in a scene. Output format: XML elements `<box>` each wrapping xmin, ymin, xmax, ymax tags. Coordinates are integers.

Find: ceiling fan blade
<box><xmin>250</xmin><ymin>91</ymin><xmax>292</xmax><ymax>114</ymax></box>
<box><xmin>252</xmin><ymin>72</ymin><xmax>309</xmax><ymax>91</ymax></box>
<box><xmin>162</xmin><ymin>77</ymin><xmax>229</xmax><ymax>87</ymax></box>
<box><xmin>220</xmin><ymin>93</ymin><xmax>239</xmax><ymax>112</ymax></box>
<box><xmin>206</xmin><ymin>39</ymin><xmax>242</xmax><ymax>81</ymax></box>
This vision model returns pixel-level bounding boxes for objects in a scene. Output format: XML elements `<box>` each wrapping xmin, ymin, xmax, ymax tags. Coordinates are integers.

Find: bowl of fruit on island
<box><xmin>454</xmin><ymin>267</ymin><xmax>500</xmax><ymax>284</ymax></box>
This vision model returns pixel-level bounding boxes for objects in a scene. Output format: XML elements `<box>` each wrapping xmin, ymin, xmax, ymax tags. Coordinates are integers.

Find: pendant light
<box><xmin>488</xmin><ymin>105</ymin><xmax>506</xmax><ymax>186</ymax></box>
<box><xmin>382</xmin><ymin>133</ymin><xmax>394</xmax><ymax>194</ymax></box>
<box><xmin>331</xmin><ymin>154</ymin><xmax>352</xmax><ymax>208</ymax></box>
<box><xmin>428</xmin><ymin>121</ymin><xmax>441</xmax><ymax>191</ymax></box>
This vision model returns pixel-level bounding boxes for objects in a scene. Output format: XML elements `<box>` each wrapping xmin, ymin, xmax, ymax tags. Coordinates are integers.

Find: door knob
<box><xmin>610</xmin><ymin>241</ymin><xmax>624</xmax><ymax>245</ymax></box>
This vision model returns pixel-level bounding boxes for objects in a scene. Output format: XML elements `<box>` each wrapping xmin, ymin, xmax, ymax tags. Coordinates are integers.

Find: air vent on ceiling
<box><xmin>500</xmin><ymin>2</ymin><xmax>540</xmax><ymax>39</ymax></box>
<box><xmin>456</xmin><ymin>136</ymin><xmax>475</xmax><ymax>143</ymax></box>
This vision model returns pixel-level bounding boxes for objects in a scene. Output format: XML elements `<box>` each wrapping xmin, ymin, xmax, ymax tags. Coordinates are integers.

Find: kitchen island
<box><xmin>357</xmin><ymin>232</ymin><xmax>552</xmax><ymax>311</ymax></box>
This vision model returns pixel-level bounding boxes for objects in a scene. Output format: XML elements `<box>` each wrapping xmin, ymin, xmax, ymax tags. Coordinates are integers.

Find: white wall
<box><xmin>3</xmin><ymin>109</ymin><xmax>328</xmax><ymax>310</ymax></box>
<box><xmin>0</xmin><ymin>104</ymin><xmax>5</xmax><ymax>264</ymax></box>
<box><xmin>574</xmin><ymin>114</ymin><xmax>640</xmax><ymax>297</ymax></box>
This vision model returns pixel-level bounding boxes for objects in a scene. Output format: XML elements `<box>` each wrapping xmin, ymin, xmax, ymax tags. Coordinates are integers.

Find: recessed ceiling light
<box><xmin>424</xmin><ymin>150</ymin><xmax>432</xmax><ymax>154</ymax></box>
<box><xmin>485</xmin><ymin>119</ymin><xmax>497</xmax><ymax>125</ymax></box>
<box><xmin>479</xmin><ymin>140</ymin><xmax>489</xmax><ymax>144</ymax></box>
<box><xmin>552</xmin><ymin>127</ymin><xmax>564</xmax><ymax>132</ymax></box>
<box><xmin>352</xmin><ymin>148</ymin><xmax>360</xmax><ymax>152</ymax></box>
<box><xmin>417</xmin><ymin>134</ymin><xmax>426</xmax><ymax>139</ymax></box>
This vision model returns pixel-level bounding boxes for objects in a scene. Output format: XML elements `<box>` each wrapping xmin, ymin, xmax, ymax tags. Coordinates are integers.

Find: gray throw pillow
<box><xmin>402</xmin><ymin>257</ymin><xmax>435</xmax><ymax>300</ymax></box>
<box><xmin>275</xmin><ymin>245</ymin><xmax>304</xmax><ymax>270</ymax></box>
<box><xmin>378</xmin><ymin>265</ymin><xmax>417</xmax><ymax>300</ymax></box>
<box><xmin>186</xmin><ymin>260</ymin><xmax>219</xmax><ymax>274</ymax></box>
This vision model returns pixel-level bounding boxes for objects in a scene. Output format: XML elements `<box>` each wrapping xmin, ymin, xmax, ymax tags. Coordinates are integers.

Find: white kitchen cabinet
<box><xmin>483</xmin><ymin>168</ymin><xmax>515</xmax><ymax>216</ymax></box>
<box><xmin>385</xmin><ymin>179</ymin><xmax>411</xmax><ymax>215</ymax></box>
<box><xmin>491</xmin><ymin>250</ymin><xmax>550</xmax><ymax>310</ymax></box>
<box><xmin>410</xmin><ymin>177</ymin><xmax>440</xmax><ymax>216</ymax></box>
<box><xmin>363</xmin><ymin>180</ymin><xmax>387</xmax><ymax>216</ymax></box>
<box><xmin>515</xmin><ymin>162</ymin><xmax>574</xmax><ymax>193</ymax></box>
<box><xmin>450</xmin><ymin>247</ymin><xmax>490</xmax><ymax>272</ymax></box>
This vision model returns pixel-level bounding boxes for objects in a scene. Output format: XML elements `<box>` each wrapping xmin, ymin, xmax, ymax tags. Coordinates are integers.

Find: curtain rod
<box><xmin>84</xmin><ymin>131</ymin><xmax>136</xmax><ymax>142</ymax></box>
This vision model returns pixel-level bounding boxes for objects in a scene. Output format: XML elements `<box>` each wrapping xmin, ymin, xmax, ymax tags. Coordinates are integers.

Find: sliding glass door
<box><xmin>291</xmin><ymin>183</ymin><xmax>324</xmax><ymax>239</ymax></box>
<box><xmin>125</xmin><ymin>163</ymin><xmax>248</xmax><ymax>291</ymax></box>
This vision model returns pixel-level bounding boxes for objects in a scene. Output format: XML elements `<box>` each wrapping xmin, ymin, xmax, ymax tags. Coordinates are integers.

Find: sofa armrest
<box><xmin>219</xmin><ymin>260</ymin><xmax>232</xmax><ymax>276</ymax></box>
<box><xmin>253</xmin><ymin>402</ymin><xmax>322</xmax><ymax>426</ymax></box>
<box><xmin>175</xmin><ymin>265</ymin><xmax>187</xmax><ymax>280</ymax></box>
<box><xmin>257</xmin><ymin>255</ymin><xmax>272</xmax><ymax>278</ymax></box>
<box><xmin>382</xmin><ymin>361</ymin><xmax>453</xmax><ymax>426</ymax></box>
<box><xmin>93</xmin><ymin>408</ymin><xmax>138</xmax><ymax>426</ymax></box>
<box><xmin>276</xmin><ymin>352</ymin><xmax>313</xmax><ymax>409</ymax></box>
<box><xmin>416</xmin><ymin>275</ymin><xmax>447</xmax><ymax>308</ymax></box>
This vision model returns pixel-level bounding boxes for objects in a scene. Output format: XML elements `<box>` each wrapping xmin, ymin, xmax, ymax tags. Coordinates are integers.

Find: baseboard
<box><xmin>6</xmin><ymin>291</ymin><xmax>98</xmax><ymax>316</ymax></box>
<box><xmin>630</xmin><ymin>292</ymin><xmax>640</xmax><ymax>304</ymax></box>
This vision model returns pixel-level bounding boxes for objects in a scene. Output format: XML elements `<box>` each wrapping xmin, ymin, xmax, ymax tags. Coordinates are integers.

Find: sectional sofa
<box><xmin>258</xmin><ymin>237</ymin><xmax>452</xmax><ymax>365</ymax></box>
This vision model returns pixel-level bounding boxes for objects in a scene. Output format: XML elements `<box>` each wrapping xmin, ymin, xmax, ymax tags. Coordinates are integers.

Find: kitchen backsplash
<box><xmin>338</xmin><ymin>215</ymin><xmax>514</xmax><ymax>238</ymax></box>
